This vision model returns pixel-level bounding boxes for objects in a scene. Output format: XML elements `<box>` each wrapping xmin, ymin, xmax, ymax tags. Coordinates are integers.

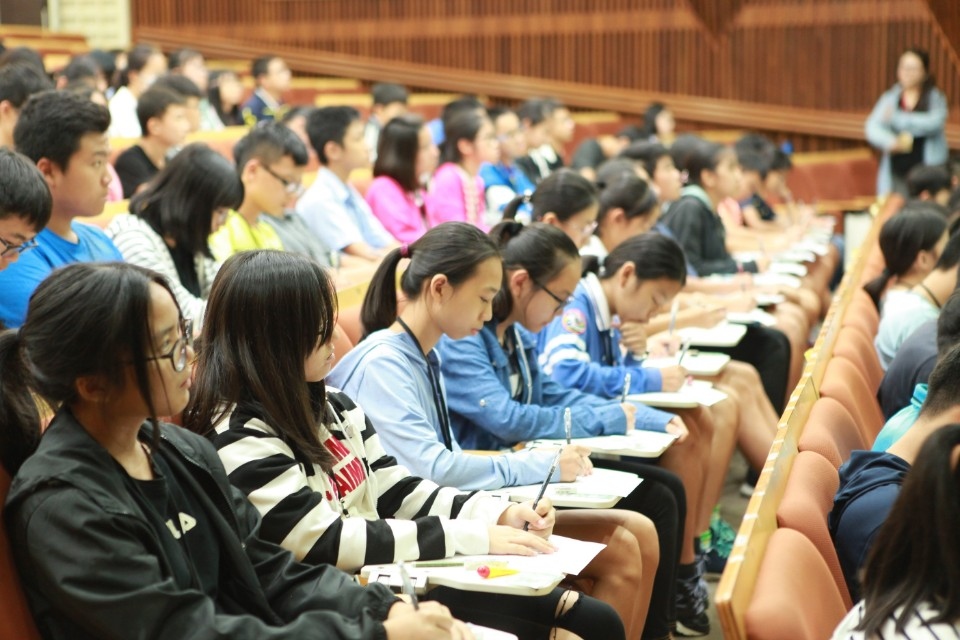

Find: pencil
<box><xmin>621</xmin><ymin>372</ymin><xmax>631</xmax><ymax>403</ymax></box>
<box><xmin>564</xmin><ymin>407</ymin><xmax>572</xmax><ymax>445</ymax></box>
<box><xmin>524</xmin><ymin>449</ymin><xmax>562</xmax><ymax>531</ymax></box>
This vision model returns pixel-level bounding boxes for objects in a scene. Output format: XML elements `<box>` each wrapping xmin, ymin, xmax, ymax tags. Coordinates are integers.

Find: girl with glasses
<box><xmin>106</xmin><ymin>143</ymin><xmax>243</xmax><ymax>328</ymax></box>
<box><xmin>187</xmin><ymin>248</ymin><xmax>628</xmax><ymax>640</ymax></box>
<box><xmin>329</xmin><ymin>222</ymin><xmax>674</xmax><ymax>639</ymax></box>
<box><xmin>2</xmin><ymin>262</ymin><xmax>452</xmax><ymax>639</ymax></box>
<box><xmin>502</xmin><ymin>169</ymin><xmax>600</xmax><ymax>250</ymax></box>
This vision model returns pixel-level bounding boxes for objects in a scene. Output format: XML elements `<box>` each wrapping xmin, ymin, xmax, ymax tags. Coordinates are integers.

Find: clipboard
<box><xmin>361</xmin><ymin>563</ymin><xmax>562</xmax><ymax>597</ymax></box>
<box><xmin>642</xmin><ymin>352</ymin><xmax>731</xmax><ymax>376</ymax></box>
<box><xmin>526</xmin><ymin>431</ymin><xmax>678</xmax><ymax>459</ymax></box>
<box><xmin>677</xmin><ymin>322</ymin><xmax>747</xmax><ymax>347</ymax></box>
<box><xmin>504</xmin><ymin>468</ymin><xmax>641</xmax><ymax>508</ymax></box>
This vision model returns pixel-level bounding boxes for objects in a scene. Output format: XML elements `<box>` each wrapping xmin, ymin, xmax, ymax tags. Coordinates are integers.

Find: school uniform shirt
<box><xmin>661</xmin><ymin>185</ymin><xmax>760</xmax><ymax>276</ymax></box>
<box><xmin>328</xmin><ymin>329</ymin><xmax>562</xmax><ymax>491</ymax></box>
<box><xmin>875</xmin><ymin>291</ymin><xmax>939</xmax><ymax>371</ymax></box>
<box><xmin>241</xmin><ymin>88</ymin><xmax>287</xmax><ymax>125</ymax></box>
<box><xmin>209</xmin><ymin>210</ymin><xmax>284</xmax><ymax>262</ymax></box>
<box><xmin>107</xmin><ymin>85</ymin><xmax>141</xmax><ymax>138</ymax></box>
<box><xmin>829</xmin><ymin>450</ymin><xmax>911</xmax><ymax>602</ymax></box>
<box><xmin>579</xmin><ymin>235</ymin><xmax>609</xmax><ymax>262</ymax></box>
<box><xmin>653</xmin><ymin>222</ymin><xmax>699</xmax><ymax>278</ymax></box>
<box><xmin>872</xmin><ymin>384</ymin><xmax>926</xmax><ymax>453</ymax></box>
<box><xmin>536</xmin><ymin>274</ymin><xmax>673</xmax><ymax>432</ymax></box>
<box><xmin>364</xmin><ymin>175</ymin><xmax>428</xmax><ymax>244</ymax></box>
<box><xmin>0</xmin><ymin>223</ymin><xmax>123</xmax><ymax>328</ymax></box>
<box><xmin>570</xmin><ymin>138</ymin><xmax>608</xmax><ymax>172</ymax></box>
<box><xmin>198</xmin><ymin>98</ymin><xmax>225</xmax><ymax>131</ymax></box>
<box><xmin>259</xmin><ymin>211</ymin><xmax>334</xmax><ymax>267</ymax></box>
<box><xmin>363</xmin><ymin>118</ymin><xmax>382</xmax><ymax>164</ymax></box>
<box><xmin>516</xmin><ymin>144</ymin><xmax>564</xmax><ymax>184</ymax></box>
<box><xmin>877</xmin><ymin>319</ymin><xmax>937</xmax><ymax>420</ymax></box>
<box><xmin>479</xmin><ymin>161</ymin><xmax>536</xmax><ymax>220</ymax></box>
<box><xmin>832</xmin><ymin>600</ymin><xmax>960</xmax><ymax>639</ymax></box>
<box><xmin>296</xmin><ymin>167</ymin><xmax>394</xmax><ymax>253</ymax></box>
<box><xmin>438</xmin><ymin>320</ymin><xmax>643</xmax><ymax>453</ymax></box>
<box><xmin>426</xmin><ymin>163</ymin><xmax>489</xmax><ymax>231</ymax></box>
<box><xmin>209</xmin><ymin>386</ymin><xmax>510</xmax><ymax>572</ymax></box>
<box><xmin>106</xmin><ymin>213</ymin><xmax>219</xmax><ymax>326</ymax></box>
<box><xmin>114</xmin><ymin>145</ymin><xmax>160</xmax><ymax>198</ymax></box>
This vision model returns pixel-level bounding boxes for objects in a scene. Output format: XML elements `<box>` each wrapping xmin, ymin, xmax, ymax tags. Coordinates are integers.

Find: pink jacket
<box><xmin>426</xmin><ymin>162</ymin><xmax>488</xmax><ymax>231</ymax></box>
<box><xmin>365</xmin><ymin>176</ymin><xmax>428</xmax><ymax>244</ymax></box>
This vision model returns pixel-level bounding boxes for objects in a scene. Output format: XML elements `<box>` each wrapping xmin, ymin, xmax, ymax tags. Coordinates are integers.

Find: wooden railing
<box><xmin>134</xmin><ymin>27</ymin><xmax>960</xmax><ymax>152</ymax></box>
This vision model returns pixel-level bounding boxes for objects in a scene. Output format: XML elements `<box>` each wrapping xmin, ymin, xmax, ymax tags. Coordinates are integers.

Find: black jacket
<box><xmin>4</xmin><ymin>409</ymin><xmax>398</xmax><ymax>640</ymax></box>
<box><xmin>662</xmin><ymin>189</ymin><xmax>759</xmax><ymax>276</ymax></box>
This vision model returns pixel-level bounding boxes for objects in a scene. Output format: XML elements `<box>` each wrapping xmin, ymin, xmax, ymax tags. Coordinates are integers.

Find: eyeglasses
<box><xmin>145</xmin><ymin>319</ymin><xmax>193</xmax><ymax>372</ymax></box>
<box><xmin>0</xmin><ymin>236</ymin><xmax>38</xmax><ymax>259</ymax></box>
<box><xmin>262</xmin><ymin>164</ymin><xmax>305</xmax><ymax>196</ymax></box>
<box><xmin>532</xmin><ymin>279</ymin><xmax>573</xmax><ymax>314</ymax></box>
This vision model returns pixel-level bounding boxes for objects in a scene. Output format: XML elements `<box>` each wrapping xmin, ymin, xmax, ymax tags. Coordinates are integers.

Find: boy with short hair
<box><xmin>114</xmin><ymin>85</ymin><xmax>191</xmax><ymax>198</ymax></box>
<box><xmin>153</xmin><ymin>73</ymin><xmax>204</xmax><ymax>133</ymax></box>
<box><xmin>0</xmin><ymin>62</ymin><xmax>53</xmax><ymax>149</ymax></box>
<box><xmin>365</xmin><ymin>83</ymin><xmax>408</xmax><ymax>162</ymax></box>
<box><xmin>480</xmin><ymin>106</ymin><xmax>536</xmax><ymax>217</ymax></box>
<box><xmin>241</xmin><ymin>55</ymin><xmax>291</xmax><ymax>124</ymax></box>
<box><xmin>0</xmin><ymin>91</ymin><xmax>122</xmax><ymax>327</ymax></box>
<box><xmin>210</xmin><ymin>121</ymin><xmax>328</xmax><ymax>265</ymax></box>
<box><xmin>295</xmin><ymin>106</ymin><xmax>396</xmax><ymax>261</ymax></box>
<box><xmin>0</xmin><ymin>148</ymin><xmax>52</xmax><ymax>274</ymax></box>
<box><xmin>906</xmin><ymin>164</ymin><xmax>953</xmax><ymax>206</ymax></box>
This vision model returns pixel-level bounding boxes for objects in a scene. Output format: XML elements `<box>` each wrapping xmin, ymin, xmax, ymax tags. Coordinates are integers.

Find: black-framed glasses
<box><xmin>532</xmin><ymin>279</ymin><xmax>572</xmax><ymax>313</ymax></box>
<box><xmin>262</xmin><ymin>164</ymin><xmax>305</xmax><ymax>196</ymax></box>
<box><xmin>145</xmin><ymin>319</ymin><xmax>193</xmax><ymax>372</ymax></box>
<box><xmin>0</xmin><ymin>236</ymin><xmax>38</xmax><ymax>259</ymax></box>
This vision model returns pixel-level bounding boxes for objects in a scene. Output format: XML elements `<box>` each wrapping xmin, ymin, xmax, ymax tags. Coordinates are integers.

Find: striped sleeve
<box><xmin>211</xmin><ymin>404</ymin><xmax>498</xmax><ymax>573</ymax></box>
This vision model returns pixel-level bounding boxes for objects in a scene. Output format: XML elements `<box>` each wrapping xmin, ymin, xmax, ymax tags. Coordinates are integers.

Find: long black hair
<box><xmin>597</xmin><ymin>173</ymin><xmax>659</xmax><ymax>228</ymax></box>
<box><xmin>184</xmin><ymin>251</ymin><xmax>337</xmax><ymax>469</ymax></box>
<box><xmin>502</xmin><ymin>168</ymin><xmax>599</xmax><ymax>222</ymax></box>
<box><xmin>361</xmin><ymin>222</ymin><xmax>501</xmax><ymax>336</ymax></box>
<box><xmin>490</xmin><ymin>221</ymin><xmax>579</xmax><ymax>323</ymax></box>
<box><xmin>901</xmin><ymin>47</ymin><xmax>937</xmax><ymax>111</ymax></box>
<box><xmin>857</xmin><ymin>422</ymin><xmax>960</xmax><ymax>635</ymax></box>
<box><xmin>374</xmin><ymin>113</ymin><xmax>425</xmax><ymax>193</ymax></box>
<box><xmin>596</xmin><ymin>233</ymin><xmax>687</xmax><ymax>287</ymax></box>
<box><xmin>863</xmin><ymin>202</ymin><xmax>948</xmax><ymax>309</ymax></box>
<box><xmin>0</xmin><ymin>262</ymin><xmax>181</xmax><ymax>474</ymax></box>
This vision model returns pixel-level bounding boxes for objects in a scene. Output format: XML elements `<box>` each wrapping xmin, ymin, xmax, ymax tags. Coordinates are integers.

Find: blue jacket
<box><xmin>865</xmin><ymin>85</ymin><xmax>949</xmax><ymax>195</ymax></box>
<box><xmin>327</xmin><ymin>329</ymin><xmax>560</xmax><ymax>490</ymax></box>
<box><xmin>537</xmin><ymin>274</ymin><xmax>668</xmax><ymax>407</ymax></box>
<box><xmin>439</xmin><ymin>321</ymin><xmax>665</xmax><ymax>452</ymax></box>
<box><xmin>829</xmin><ymin>450</ymin><xmax>911</xmax><ymax>601</ymax></box>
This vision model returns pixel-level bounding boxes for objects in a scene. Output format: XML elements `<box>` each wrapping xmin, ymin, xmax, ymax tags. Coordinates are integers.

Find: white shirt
<box><xmin>833</xmin><ymin>600</ymin><xmax>960</xmax><ymax>639</ymax></box>
<box><xmin>108</xmin><ymin>86</ymin><xmax>141</xmax><ymax>138</ymax></box>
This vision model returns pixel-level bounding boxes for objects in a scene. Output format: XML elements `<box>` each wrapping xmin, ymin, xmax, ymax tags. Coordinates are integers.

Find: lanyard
<box><xmin>396</xmin><ymin>318</ymin><xmax>454</xmax><ymax>450</ymax></box>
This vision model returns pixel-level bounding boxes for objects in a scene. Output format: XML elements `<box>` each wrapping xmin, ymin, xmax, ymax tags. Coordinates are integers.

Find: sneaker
<box><xmin>676</xmin><ymin>563</ymin><xmax>710</xmax><ymax>637</ymax></box>
<box><xmin>710</xmin><ymin>510</ymin><xmax>737</xmax><ymax>559</ymax></box>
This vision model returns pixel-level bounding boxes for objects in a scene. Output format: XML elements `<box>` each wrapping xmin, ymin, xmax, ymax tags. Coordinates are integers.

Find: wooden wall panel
<box><xmin>132</xmin><ymin>0</ymin><xmax>960</xmax><ymax>148</ymax></box>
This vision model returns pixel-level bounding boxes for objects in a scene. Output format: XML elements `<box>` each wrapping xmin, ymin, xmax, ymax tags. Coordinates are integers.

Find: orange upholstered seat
<box><xmin>832</xmin><ymin>326</ymin><xmax>883</xmax><ymax>392</ymax></box>
<box><xmin>819</xmin><ymin>356</ymin><xmax>884</xmax><ymax>446</ymax></box>
<box><xmin>775</xmin><ymin>451</ymin><xmax>853</xmax><ymax>607</ymax></box>
<box><xmin>798</xmin><ymin>397</ymin><xmax>867</xmax><ymax>469</ymax></box>
<box><xmin>743</xmin><ymin>528</ymin><xmax>848</xmax><ymax>640</ymax></box>
<box><xmin>0</xmin><ymin>467</ymin><xmax>41</xmax><ymax>640</ymax></box>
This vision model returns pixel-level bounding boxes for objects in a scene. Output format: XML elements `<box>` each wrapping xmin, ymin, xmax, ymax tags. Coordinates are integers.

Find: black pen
<box><xmin>524</xmin><ymin>449</ymin><xmax>562</xmax><ymax>531</ymax></box>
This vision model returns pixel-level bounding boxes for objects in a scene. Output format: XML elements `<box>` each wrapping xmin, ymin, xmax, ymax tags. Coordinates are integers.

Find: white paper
<box><xmin>677</xmin><ymin>322</ymin><xmax>747</xmax><ymax>347</ymax></box>
<box><xmin>629</xmin><ymin>379</ymin><xmax>729</xmax><ymax>408</ymax></box>
<box><xmin>641</xmin><ymin>352</ymin><xmax>731</xmax><ymax>376</ymax></box>
<box><xmin>508</xmin><ymin>467</ymin><xmax>641</xmax><ymax>500</ymax></box>
<box><xmin>726</xmin><ymin>309</ymin><xmax>777</xmax><ymax>327</ymax></box>
<box><xmin>769</xmin><ymin>261</ymin><xmax>808</xmax><ymax>277</ymax></box>
<box><xmin>525</xmin><ymin>431</ymin><xmax>678</xmax><ymax>458</ymax></box>
<box><xmin>753</xmin><ymin>273</ymin><xmax>802</xmax><ymax>289</ymax></box>
<box><xmin>537</xmin><ymin>534</ymin><xmax>606</xmax><ymax>575</ymax></box>
<box><xmin>755</xmin><ymin>293</ymin><xmax>786</xmax><ymax>307</ymax></box>
<box><xmin>468</xmin><ymin>624</ymin><xmax>519</xmax><ymax>640</ymax></box>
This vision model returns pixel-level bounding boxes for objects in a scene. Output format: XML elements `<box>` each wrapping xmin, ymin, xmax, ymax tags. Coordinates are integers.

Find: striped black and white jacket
<box><xmin>833</xmin><ymin>600</ymin><xmax>960</xmax><ymax>639</ymax></box>
<box><xmin>211</xmin><ymin>387</ymin><xmax>510</xmax><ymax>572</ymax></box>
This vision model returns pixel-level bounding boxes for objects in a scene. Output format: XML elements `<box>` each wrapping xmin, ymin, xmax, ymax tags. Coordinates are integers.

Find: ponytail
<box><xmin>602</xmin><ymin>233</ymin><xmax>687</xmax><ymax>287</ymax></box>
<box><xmin>360</xmin><ymin>222</ymin><xmax>501</xmax><ymax>336</ymax></box>
<box><xmin>490</xmin><ymin>221</ymin><xmax>579</xmax><ymax>322</ymax></box>
<box><xmin>501</xmin><ymin>192</ymin><xmax>532</xmax><ymax>221</ymax></box>
<box><xmin>863</xmin><ymin>203</ymin><xmax>948</xmax><ymax>310</ymax></box>
<box><xmin>526</xmin><ymin>169</ymin><xmax>599</xmax><ymax>223</ymax></box>
<box><xmin>0</xmin><ymin>330</ymin><xmax>40</xmax><ymax>475</ymax></box>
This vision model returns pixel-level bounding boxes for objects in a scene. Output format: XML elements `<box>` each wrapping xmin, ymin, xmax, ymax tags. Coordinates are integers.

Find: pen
<box><xmin>413</xmin><ymin>561</ymin><xmax>464</xmax><ymax>568</ymax></box>
<box><xmin>677</xmin><ymin>341</ymin><xmax>690</xmax><ymax>366</ymax></box>
<box><xmin>397</xmin><ymin>561</ymin><xmax>419</xmax><ymax>610</ymax></box>
<box><xmin>524</xmin><ymin>449</ymin><xmax>562</xmax><ymax>531</ymax></box>
<box><xmin>564</xmin><ymin>407</ymin><xmax>572</xmax><ymax>445</ymax></box>
<box><xmin>667</xmin><ymin>297</ymin><xmax>679</xmax><ymax>337</ymax></box>
<box><xmin>621</xmin><ymin>372</ymin><xmax>631</xmax><ymax>403</ymax></box>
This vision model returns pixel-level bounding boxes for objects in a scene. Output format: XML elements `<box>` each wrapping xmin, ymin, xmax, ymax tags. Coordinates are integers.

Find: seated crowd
<box><xmin>0</xmin><ymin>40</ymin><xmax>957</xmax><ymax>640</ymax></box>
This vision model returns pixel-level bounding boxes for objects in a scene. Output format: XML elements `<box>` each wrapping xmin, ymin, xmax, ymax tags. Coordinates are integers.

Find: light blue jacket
<box><xmin>538</xmin><ymin>274</ymin><xmax>667</xmax><ymax>403</ymax></box>
<box><xmin>439</xmin><ymin>321</ymin><xmax>670</xmax><ymax>452</ymax></box>
<box><xmin>872</xmin><ymin>383</ymin><xmax>926</xmax><ymax>452</ymax></box>
<box><xmin>327</xmin><ymin>329</ymin><xmax>561</xmax><ymax>491</ymax></box>
<box><xmin>865</xmin><ymin>84</ymin><xmax>948</xmax><ymax>195</ymax></box>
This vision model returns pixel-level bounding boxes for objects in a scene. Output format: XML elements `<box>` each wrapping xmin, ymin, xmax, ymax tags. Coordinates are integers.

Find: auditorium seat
<box><xmin>0</xmin><ymin>467</ymin><xmax>41</xmax><ymax>640</ymax></box>
<box><xmin>743</xmin><ymin>528</ymin><xmax>848</xmax><ymax>640</ymax></box>
<box><xmin>841</xmin><ymin>288</ymin><xmax>880</xmax><ymax>337</ymax></box>
<box><xmin>818</xmin><ymin>356</ymin><xmax>884</xmax><ymax>446</ymax></box>
<box><xmin>832</xmin><ymin>326</ymin><xmax>883</xmax><ymax>392</ymax></box>
<box><xmin>775</xmin><ymin>451</ymin><xmax>853</xmax><ymax>607</ymax></box>
<box><xmin>798</xmin><ymin>397</ymin><xmax>867</xmax><ymax>469</ymax></box>
<box><xmin>337</xmin><ymin>305</ymin><xmax>364</xmax><ymax>346</ymax></box>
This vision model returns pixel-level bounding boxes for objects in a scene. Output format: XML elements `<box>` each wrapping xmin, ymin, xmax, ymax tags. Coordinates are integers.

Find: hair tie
<box><xmin>521</xmin><ymin>192</ymin><xmax>533</xmax><ymax>204</ymax></box>
<box><xmin>400</xmin><ymin>244</ymin><xmax>410</xmax><ymax>258</ymax></box>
